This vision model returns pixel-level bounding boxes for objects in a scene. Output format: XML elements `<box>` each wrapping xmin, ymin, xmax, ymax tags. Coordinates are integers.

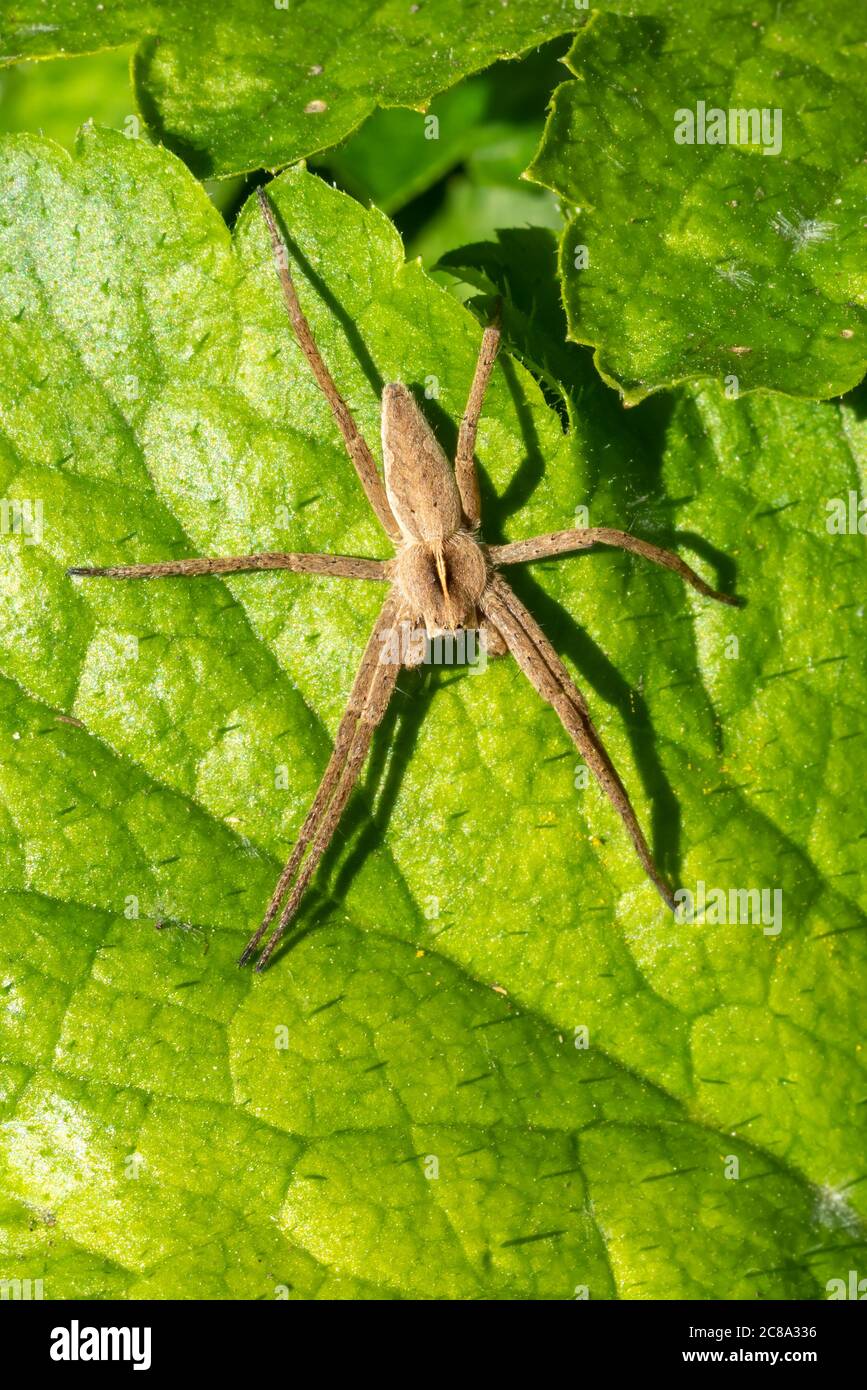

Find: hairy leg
<box><xmin>489</xmin><ymin>526</ymin><xmax>739</xmax><ymax>605</ymax></box>
<box><xmin>257</xmin><ymin>189</ymin><xmax>401</xmax><ymax>544</ymax></box>
<box><xmin>240</xmin><ymin>591</ymin><xmax>404</xmax><ymax>970</ymax></box>
<box><xmin>454</xmin><ymin>312</ymin><xmax>501</xmax><ymax>529</ymax></box>
<box><xmin>252</xmin><ymin>663</ymin><xmax>399</xmax><ymax>971</ymax></box>
<box><xmin>68</xmin><ymin>553</ymin><xmax>388</xmax><ymax>581</ymax></box>
<box><xmin>479</xmin><ymin>616</ymin><xmax>508</xmax><ymax>658</ymax></box>
<box><xmin>481</xmin><ymin>575</ymin><xmax>675</xmax><ymax>910</ymax></box>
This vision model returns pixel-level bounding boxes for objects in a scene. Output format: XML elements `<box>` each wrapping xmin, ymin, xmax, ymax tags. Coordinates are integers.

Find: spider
<box><xmin>69</xmin><ymin>188</ymin><xmax>739</xmax><ymax>971</ymax></box>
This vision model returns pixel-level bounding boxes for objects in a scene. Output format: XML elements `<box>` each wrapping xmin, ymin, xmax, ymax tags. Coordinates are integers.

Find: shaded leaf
<box><xmin>317</xmin><ymin>39</ymin><xmax>568</xmax><ymax>217</ymax></box>
<box><xmin>527</xmin><ymin>1</ymin><xmax>867</xmax><ymax>402</ymax></box>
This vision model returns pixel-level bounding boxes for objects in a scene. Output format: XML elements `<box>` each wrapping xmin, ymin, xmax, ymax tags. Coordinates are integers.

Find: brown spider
<box><xmin>69</xmin><ymin>188</ymin><xmax>739</xmax><ymax>971</ymax></box>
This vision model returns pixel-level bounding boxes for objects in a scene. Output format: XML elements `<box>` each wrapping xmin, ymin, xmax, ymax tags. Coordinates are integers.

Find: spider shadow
<box><xmin>268</xmin><ymin>207</ymin><xmax>384</xmax><ymax>402</ymax></box>
<box><xmin>478</xmin><ymin>356</ymin><xmax>548</xmax><ymax>531</ymax></box>
<box><xmin>482</xmin><ymin>352</ymin><xmax>686</xmax><ymax>881</ymax></box>
<box><xmin>328</xmin><ymin>664</ymin><xmax>431</xmax><ymax>905</ymax></box>
<box><xmin>263</xmin><ymin>664</ymin><xmax>433</xmax><ymax>969</ymax></box>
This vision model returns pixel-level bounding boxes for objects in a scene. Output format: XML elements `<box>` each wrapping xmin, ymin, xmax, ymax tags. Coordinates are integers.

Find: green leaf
<box><xmin>437</xmin><ymin>226</ymin><xmax>580</xmax><ymax>413</ymax></box>
<box><xmin>1</xmin><ymin>131</ymin><xmax>865</xmax><ymax>1299</ymax></box>
<box><xmin>0</xmin><ymin>1</ymin><xmax>578</xmax><ymax>178</ymax></box>
<box><xmin>316</xmin><ymin>40</ymin><xmax>568</xmax><ymax>217</ymax></box>
<box><xmin>0</xmin><ymin>48</ymin><xmax>135</xmax><ymax>149</ymax></box>
<box><xmin>408</xmin><ymin>178</ymin><xmax>562</xmax><ymax>285</ymax></box>
<box><xmin>0</xmin><ymin>47</ymin><xmax>252</xmax><ymax>219</ymax></box>
<box><xmin>527</xmin><ymin>1</ymin><xmax>867</xmax><ymax>402</ymax></box>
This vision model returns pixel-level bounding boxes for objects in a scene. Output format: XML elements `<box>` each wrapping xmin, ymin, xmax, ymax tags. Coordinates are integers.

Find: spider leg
<box><xmin>480</xmin><ymin>574</ymin><xmax>676</xmax><ymax>910</ymax></box>
<box><xmin>454</xmin><ymin>309</ymin><xmax>501</xmax><ymax>529</ymax></box>
<box><xmin>257</xmin><ymin>189</ymin><xmax>401</xmax><ymax>544</ymax></box>
<box><xmin>68</xmin><ymin>553</ymin><xmax>388</xmax><ymax>581</ymax></box>
<box><xmin>239</xmin><ymin>590</ymin><xmax>405</xmax><ymax>970</ymax></box>
<box><xmin>479</xmin><ymin>616</ymin><xmax>508</xmax><ymax>658</ymax></box>
<box><xmin>489</xmin><ymin>526</ymin><xmax>740</xmax><ymax>605</ymax></box>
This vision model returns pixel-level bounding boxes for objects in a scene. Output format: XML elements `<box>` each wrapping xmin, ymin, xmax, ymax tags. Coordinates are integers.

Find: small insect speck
<box><xmin>715</xmin><ymin>263</ymin><xmax>754</xmax><ymax>291</ymax></box>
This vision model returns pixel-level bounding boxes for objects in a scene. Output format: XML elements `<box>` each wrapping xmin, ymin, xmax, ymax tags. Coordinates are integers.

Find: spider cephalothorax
<box><xmin>69</xmin><ymin>187</ymin><xmax>739</xmax><ymax>971</ymax></box>
<box><xmin>389</xmin><ymin>529</ymin><xmax>490</xmax><ymax>639</ymax></box>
